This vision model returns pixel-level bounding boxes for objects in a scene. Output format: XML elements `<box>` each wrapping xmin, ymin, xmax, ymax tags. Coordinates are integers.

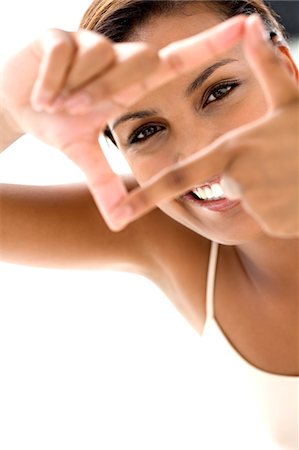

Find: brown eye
<box><xmin>203</xmin><ymin>81</ymin><xmax>239</xmax><ymax>108</ymax></box>
<box><xmin>128</xmin><ymin>124</ymin><xmax>165</xmax><ymax>145</ymax></box>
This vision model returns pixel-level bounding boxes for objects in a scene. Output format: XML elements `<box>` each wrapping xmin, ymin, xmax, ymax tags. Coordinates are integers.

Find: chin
<box><xmin>159</xmin><ymin>201</ymin><xmax>264</xmax><ymax>245</ymax></box>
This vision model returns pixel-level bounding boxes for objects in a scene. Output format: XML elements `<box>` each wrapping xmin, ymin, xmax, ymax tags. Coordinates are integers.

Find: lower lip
<box><xmin>181</xmin><ymin>193</ymin><xmax>240</xmax><ymax>212</ymax></box>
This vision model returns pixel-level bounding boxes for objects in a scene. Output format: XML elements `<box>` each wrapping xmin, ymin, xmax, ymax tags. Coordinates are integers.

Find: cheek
<box><xmin>207</xmin><ymin>80</ymin><xmax>268</xmax><ymax>139</ymax></box>
<box><xmin>119</xmin><ymin>79</ymin><xmax>268</xmax><ymax>182</ymax></box>
<box><xmin>227</xmin><ymin>82</ymin><xmax>268</xmax><ymax>129</ymax></box>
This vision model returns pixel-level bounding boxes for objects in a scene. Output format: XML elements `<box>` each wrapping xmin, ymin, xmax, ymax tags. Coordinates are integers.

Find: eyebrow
<box><xmin>111</xmin><ymin>58</ymin><xmax>237</xmax><ymax>131</ymax></box>
<box><xmin>184</xmin><ymin>58</ymin><xmax>237</xmax><ymax>97</ymax></box>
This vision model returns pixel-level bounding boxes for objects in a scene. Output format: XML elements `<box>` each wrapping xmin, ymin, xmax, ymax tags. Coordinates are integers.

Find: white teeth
<box><xmin>194</xmin><ymin>187</ymin><xmax>205</xmax><ymax>198</ymax></box>
<box><xmin>211</xmin><ymin>183</ymin><xmax>224</xmax><ymax>198</ymax></box>
<box><xmin>192</xmin><ymin>182</ymin><xmax>225</xmax><ymax>201</ymax></box>
<box><xmin>204</xmin><ymin>187</ymin><xmax>214</xmax><ymax>199</ymax></box>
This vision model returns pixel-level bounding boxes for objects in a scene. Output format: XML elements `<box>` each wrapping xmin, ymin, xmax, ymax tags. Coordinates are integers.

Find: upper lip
<box><xmin>192</xmin><ymin>175</ymin><xmax>221</xmax><ymax>190</ymax></box>
<box><xmin>178</xmin><ymin>175</ymin><xmax>222</xmax><ymax>200</ymax></box>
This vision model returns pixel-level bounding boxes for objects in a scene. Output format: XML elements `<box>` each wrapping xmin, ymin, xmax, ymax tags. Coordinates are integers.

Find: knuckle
<box><xmin>203</xmin><ymin>37</ymin><xmax>218</xmax><ymax>59</ymax></box>
<box><xmin>100</xmin><ymin>43</ymin><xmax>115</xmax><ymax>62</ymax></box>
<box><xmin>220</xmin><ymin>137</ymin><xmax>235</xmax><ymax>154</ymax></box>
<box><xmin>134</xmin><ymin>190</ymin><xmax>150</xmax><ymax>210</ymax></box>
<box><xmin>111</xmin><ymin>81</ymin><xmax>150</xmax><ymax>107</ymax></box>
<box><xmin>97</xmin><ymin>42</ymin><xmax>116</xmax><ymax>66</ymax></box>
<box><xmin>49</xmin><ymin>38</ymin><xmax>73</xmax><ymax>56</ymax></box>
<box><xmin>96</xmin><ymin>78</ymin><xmax>112</xmax><ymax>98</ymax></box>
<box><xmin>222</xmin><ymin>135</ymin><xmax>249</xmax><ymax>157</ymax></box>
<box><xmin>141</xmin><ymin>46</ymin><xmax>160</xmax><ymax>65</ymax></box>
<box><xmin>132</xmin><ymin>41</ymin><xmax>152</xmax><ymax>54</ymax></box>
<box><xmin>97</xmin><ymin>34</ymin><xmax>114</xmax><ymax>49</ymax></box>
<box><xmin>44</xmin><ymin>29</ymin><xmax>75</xmax><ymax>56</ymax></box>
<box><xmin>145</xmin><ymin>53</ymin><xmax>160</xmax><ymax>74</ymax></box>
<box><xmin>125</xmin><ymin>43</ymin><xmax>160</xmax><ymax>72</ymax></box>
<box><xmin>163</xmin><ymin>48</ymin><xmax>186</xmax><ymax>75</ymax></box>
<box><xmin>163</xmin><ymin>168</ymin><xmax>187</xmax><ymax>192</ymax></box>
<box><xmin>93</xmin><ymin>34</ymin><xmax>114</xmax><ymax>53</ymax></box>
<box><xmin>85</xmin><ymin>78</ymin><xmax>113</xmax><ymax>101</ymax></box>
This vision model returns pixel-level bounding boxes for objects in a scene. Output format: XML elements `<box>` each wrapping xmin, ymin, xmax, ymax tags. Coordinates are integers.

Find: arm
<box><xmin>0</xmin><ymin>45</ymin><xmax>160</xmax><ymax>278</ymax></box>
<box><xmin>0</xmin><ymin>178</ymin><xmax>211</xmax><ymax>336</ymax></box>
<box><xmin>0</xmin><ymin>179</ymin><xmax>153</xmax><ymax>273</ymax></box>
<box><xmin>0</xmin><ymin>77</ymin><xmax>147</xmax><ymax>272</ymax></box>
<box><xmin>0</xmin><ymin>97</ymin><xmax>144</xmax><ymax>271</ymax></box>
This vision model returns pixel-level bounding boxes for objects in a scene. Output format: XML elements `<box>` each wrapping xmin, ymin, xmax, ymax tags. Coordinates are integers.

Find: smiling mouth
<box><xmin>179</xmin><ymin>175</ymin><xmax>241</xmax><ymax>212</ymax></box>
<box><xmin>181</xmin><ymin>175</ymin><xmax>225</xmax><ymax>201</ymax></box>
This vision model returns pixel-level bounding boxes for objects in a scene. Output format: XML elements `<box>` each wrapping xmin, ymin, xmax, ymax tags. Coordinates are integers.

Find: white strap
<box><xmin>206</xmin><ymin>241</ymin><xmax>219</xmax><ymax>320</ymax></box>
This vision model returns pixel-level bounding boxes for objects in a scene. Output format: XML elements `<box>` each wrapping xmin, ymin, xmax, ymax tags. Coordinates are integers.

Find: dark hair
<box><xmin>80</xmin><ymin>0</ymin><xmax>287</xmax><ymax>147</ymax></box>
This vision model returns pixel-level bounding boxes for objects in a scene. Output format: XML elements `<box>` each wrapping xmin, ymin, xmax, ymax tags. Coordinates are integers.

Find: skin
<box><xmin>107</xmin><ymin>9</ymin><xmax>299</xmax><ymax>375</ymax></box>
<box><xmin>113</xmin><ymin>12</ymin><xmax>299</xmax><ymax>276</ymax></box>
<box><xmin>0</xmin><ymin>7</ymin><xmax>298</xmax><ymax>376</ymax></box>
<box><xmin>110</xmin><ymin>11</ymin><xmax>267</xmax><ymax>245</ymax></box>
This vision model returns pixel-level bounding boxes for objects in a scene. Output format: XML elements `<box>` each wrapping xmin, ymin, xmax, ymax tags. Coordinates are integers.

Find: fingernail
<box><xmin>64</xmin><ymin>92</ymin><xmax>91</xmax><ymax>114</ymax></box>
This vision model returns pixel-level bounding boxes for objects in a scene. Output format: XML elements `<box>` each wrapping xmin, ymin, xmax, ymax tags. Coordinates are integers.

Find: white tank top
<box><xmin>200</xmin><ymin>241</ymin><xmax>298</xmax><ymax>449</ymax></box>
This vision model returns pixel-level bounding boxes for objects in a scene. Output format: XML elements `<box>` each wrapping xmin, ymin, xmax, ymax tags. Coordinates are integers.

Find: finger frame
<box><xmin>107</xmin><ymin>15</ymin><xmax>299</xmax><ymax>230</ymax></box>
<box><xmin>108</xmin><ymin>135</ymin><xmax>239</xmax><ymax>229</ymax></box>
<box><xmin>51</xmin><ymin>15</ymin><xmax>246</xmax><ymax>113</ymax></box>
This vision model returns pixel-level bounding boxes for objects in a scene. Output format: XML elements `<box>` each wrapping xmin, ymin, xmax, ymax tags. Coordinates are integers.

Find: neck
<box><xmin>235</xmin><ymin>235</ymin><xmax>299</xmax><ymax>298</ymax></box>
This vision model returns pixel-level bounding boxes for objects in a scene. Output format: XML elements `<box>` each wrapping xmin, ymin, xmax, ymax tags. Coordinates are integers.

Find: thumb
<box><xmin>220</xmin><ymin>173</ymin><xmax>243</xmax><ymax>200</ymax></box>
<box><xmin>63</xmin><ymin>135</ymin><xmax>128</xmax><ymax>229</ymax></box>
<box><xmin>243</xmin><ymin>14</ymin><xmax>299</xmax><ymax>110</ymax></box>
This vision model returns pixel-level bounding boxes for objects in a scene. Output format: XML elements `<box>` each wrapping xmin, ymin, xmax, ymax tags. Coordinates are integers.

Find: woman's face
<box><xmin>107</xmin><ymin>7</ymin><xmax>269</xmax><ymax>244</ymax></box>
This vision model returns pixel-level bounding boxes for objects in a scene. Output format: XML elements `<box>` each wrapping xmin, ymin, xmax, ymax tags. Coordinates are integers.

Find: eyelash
<box><xmin>127</xmin><ymin>80</ymin><xmax>240</xmax><ymax>146</ymax></box>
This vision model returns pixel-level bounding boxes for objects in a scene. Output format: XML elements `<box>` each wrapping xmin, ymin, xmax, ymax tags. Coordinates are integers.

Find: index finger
<box><xmin>62</xmin><ymin>135</ymin><xmax>128</xmax><ymax>230</ymax></box>
<box><xmin>112</xmin><ymin>15</ymin><xmax>246</xmax><ymax>106</ymax></box>
<box><xmin>107</xmin><ymin>134</ymin><xmax>235</xmax><ymax>229</ymax></box>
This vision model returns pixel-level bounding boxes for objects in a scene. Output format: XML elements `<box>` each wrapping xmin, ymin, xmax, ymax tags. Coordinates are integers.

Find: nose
<box><xmin>174</xmin><ymin>127</ymin><xmax>224</xmax><ymax>165</ymax></box>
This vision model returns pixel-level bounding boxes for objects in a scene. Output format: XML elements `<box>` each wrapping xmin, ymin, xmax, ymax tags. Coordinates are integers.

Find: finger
<box><xmin>30</xmin><ymin>29</ymin><xmax>77</xmax><ymax>111</ymax></box>
<box><xmin>57</xmin><ymin>42</ymin><xmax>160</xmax><ymax>115</ymax></box>
<box><xmin>56</xmin><ymin>15</ymin><xmax>245</xmax><ymax>114</ymax></box>
<box><xmin>108</xmin><ymin>136</ymin><xmax>238</xmax><ymax>229</ymax></box>
<box><xmin>62</xmin><ymin>136</ymin><xmax>128</xmax><ymax>231</ymax></box>
<box><xmin>63</xmin><ymin>30</ymin><xmax>116</xmax><ymax>92</ymax></box>
<box><xmin>220</xmin><ymin>174</ymin><xmax>243</xmax><ymax>200</ymax></box>
<box><xmin>113</xmin><ymin>15</ymin><xmax>246</xmax><ymax>106</ymax></box>
<box><xmin>244</xmin><ymin>15</ymin><xmax>299</xmax><ymax>109</ymax></box>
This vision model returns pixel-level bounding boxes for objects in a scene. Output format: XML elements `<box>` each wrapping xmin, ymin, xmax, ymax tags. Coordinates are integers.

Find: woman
<box><xmin>0</xmin><ymin>0</ymin><xmax>298</xmax><ymax>447</ymax></box>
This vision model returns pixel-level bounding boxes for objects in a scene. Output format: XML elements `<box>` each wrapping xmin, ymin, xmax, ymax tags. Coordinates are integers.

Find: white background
<box><xmin>1</xmin><ymin>2</ymin><xmax>297</xmax><ymax>449</ymax></box>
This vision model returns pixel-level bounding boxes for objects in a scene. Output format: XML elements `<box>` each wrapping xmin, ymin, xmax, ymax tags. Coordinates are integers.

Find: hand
<box><xmin>0</xmin><ymin>17</ymin><xmax>245</xmax><ymax>229</ymax></box>
<box><xmin>110</xmin><ymin>16</ymin><xmax>299</xmax><ymax>238</ymax></box>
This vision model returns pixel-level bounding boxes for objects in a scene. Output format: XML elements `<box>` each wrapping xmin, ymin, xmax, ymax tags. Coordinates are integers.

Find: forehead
<box><xmin>127</xmin><ymin>5</ymin><xmax>224</xmax><ymax>49</ymax></box>
<box><xmin>107</xmin><ymin>6</ymin><xmax>243</xmax><ymax>132</ymax></box>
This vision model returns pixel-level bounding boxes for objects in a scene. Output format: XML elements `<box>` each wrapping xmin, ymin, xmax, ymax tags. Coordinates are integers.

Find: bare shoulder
<box><xmin>141</xmin><ymin>212</ymin><xmax>212</xmax><ymax>333</ymax></box>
